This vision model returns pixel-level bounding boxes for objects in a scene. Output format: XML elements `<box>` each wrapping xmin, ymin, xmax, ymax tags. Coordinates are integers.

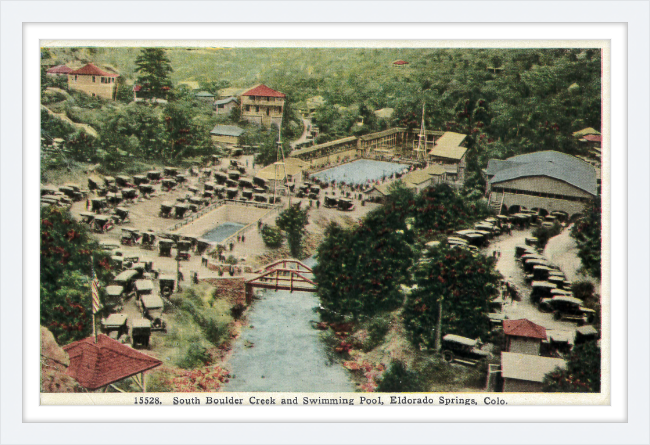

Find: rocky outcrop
<box><xmin>40</xmin><ymin>326</ymin><xmax>81</xmax><ymax>393</ymax></box>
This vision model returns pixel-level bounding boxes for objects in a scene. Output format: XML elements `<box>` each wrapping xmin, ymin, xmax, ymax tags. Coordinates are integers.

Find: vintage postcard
<box><xmin>38</xmin><ymin>40</ymin><xmax>608</xmax><ymax>407</ymax></box>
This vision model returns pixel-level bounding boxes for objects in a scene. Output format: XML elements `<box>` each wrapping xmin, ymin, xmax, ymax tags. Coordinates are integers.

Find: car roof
<box><xmin>442</xmin><ymin>334</ymin><xmax>477</xmax><ymax>346</ymax></box>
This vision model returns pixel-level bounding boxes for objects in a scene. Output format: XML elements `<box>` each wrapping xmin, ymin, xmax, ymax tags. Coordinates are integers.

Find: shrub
<box><xmin>177</xmin><ymin>342</ymin><xmax>212</xmax><ymax>369</ymax></box>
<box><xmin>376</xmin><ymin>361</ymin><xmax>425</xmax><ymax>392</ymax></box>
<box><xmin>360</xmin><ymin>315</ymin><xmax>392</xmax><ymax>352</ymax></box>
<box><xmin>230</xmin><ymin>303</ymin><xmax>246</xmax><ymax>320</ymax></box>
<box><xmin>261</xmin><ymin>224</ymin><xmax>283</xmax><ymax>248</ymax></box>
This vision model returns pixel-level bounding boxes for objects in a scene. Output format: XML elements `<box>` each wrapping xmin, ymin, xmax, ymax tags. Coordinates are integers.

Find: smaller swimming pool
<box><xmin>311</xmin><ymin>159</ymin><xmax>409</xmax><ymax>185</ymax></box>
<box><xmin>202</xmin><ymin>222</ymin><xmax>245</xmax><ymax>243</ymax></box>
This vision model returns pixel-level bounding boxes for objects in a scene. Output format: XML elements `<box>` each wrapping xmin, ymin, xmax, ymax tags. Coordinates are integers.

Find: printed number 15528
<box><xmin>134</xmin><ymin>397</ymin><xmax>161</xmax><ymax>405</ymax></box>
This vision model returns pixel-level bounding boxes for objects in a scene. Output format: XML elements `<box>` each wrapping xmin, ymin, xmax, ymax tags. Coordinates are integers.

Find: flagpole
<box><xmin>91</xmin><ymin>256</ymin><xmax>98</xmax><ymax>343</ymax></box>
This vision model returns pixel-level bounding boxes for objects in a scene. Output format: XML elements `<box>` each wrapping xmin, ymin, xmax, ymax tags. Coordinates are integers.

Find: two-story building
<box><xmin>67</xmin><ymin>63</ymin><xmax>119</xmax><ymax>100</ymax></box>
<box><xmin>428</xmin><ymin>131</ymin><xmax>468</xmax><ymax>184</ymax></box>
<box><xmin>240</xmin><ymin>84</ymin><xmax>285</xmax><ymax>128</ymax></box>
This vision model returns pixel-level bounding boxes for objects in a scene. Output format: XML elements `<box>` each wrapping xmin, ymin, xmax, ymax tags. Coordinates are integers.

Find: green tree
<box><xmin>134</xmin><ymin>48</ymin><xmax>173</xmax><ymax>99</ymax></box>
<box><xmin>276</xmin><ymin>204</ymin><xmax>310</xmax><ymax>258</ymax></box>
<box><xmin>570</xmin><ymin>200</ymin><xmax>601</xmax><ymax>279</ymax></box>
<box><xmin>40</xmin><ymin>206</ymin><xmax>112</xmax><ymax>344</ymax></box>
<box><xmin>313</xmin><ymin>185</ymin><xmax>417</xmax><ymax>320</ymax></box>
<box><xmin>543</xmin><ymin>341</ymin><xmax>601</xmax><ymax>392</ymax></box>
<box><xmin>403</xmin><ymin>244</ymin><xmax>501</xmax><ymax>350</ymax></box>
<box><xmin>261</xmin><ymin>224</ymin><xmax>283</xmax><ymax>248</ymax></box>
<box><xmin>376</xmin><ymin>361</ymin><xmax>425</xmax><ymax>392</ymax></box>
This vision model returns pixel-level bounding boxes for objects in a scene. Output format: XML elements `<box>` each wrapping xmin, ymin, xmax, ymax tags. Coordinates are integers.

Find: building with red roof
<box><xmin>503</xmin><ymin>319</ymin><xmax>547</xmax><ymax>356</ymax></box>
<box><xmin>67</xmin><ymin>63</ymin><xmax>119</xmax><ymax>100</ymax></box>
<box><xmin>63</xmin><ymin>334</ymin><xmax>162</xmax><ymax>391</ymax></box>
<box><xmin>240</xmin><ymin>84</ymin><xmax>286</xmax><ymax>128</ymax></box>
<box><xmin>46</xmin><ymin>64</ymin><xmax>73</xmax><ymax>76</ymax></box>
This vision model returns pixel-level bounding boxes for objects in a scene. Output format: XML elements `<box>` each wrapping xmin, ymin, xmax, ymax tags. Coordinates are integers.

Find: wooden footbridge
<box><xmin>245</xmin><ymin>259</ymin><xmax>316</xmax><ymax>304</ymax></box>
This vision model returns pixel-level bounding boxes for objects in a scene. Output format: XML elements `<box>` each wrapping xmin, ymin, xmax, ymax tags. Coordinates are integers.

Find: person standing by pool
<box><xmin>242</xmin><ymin>235</ymin><xmax>245</xmax><ymax>243</ymax></box>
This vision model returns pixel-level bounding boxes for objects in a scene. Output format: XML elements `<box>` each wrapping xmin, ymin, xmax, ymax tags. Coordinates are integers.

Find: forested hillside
<box><xmin>41</xmin><ymin>46</ymin><xmax>601</xmax><ymax>178</ymax></box>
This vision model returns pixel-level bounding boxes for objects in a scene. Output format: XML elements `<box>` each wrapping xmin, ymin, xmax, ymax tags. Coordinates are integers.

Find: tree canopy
<box><xmin>134</xmin><ymin>48</ymin><xmax>173</xmax><ymax>99</ymax></box>
<box><xmin>570</xmin><ymin>200</ymin><xmax>602</xmax><ymax>279</ymax></box>
<box><xmin>275</xmin><ymin>204</ymin><xmax>310</xmax><ymax>258</ymax></box>
<box><xmin>403</xmin><ymin>244</ymin><xmax>501</xmax><ymax>348</ymax></box>
<box><xmin>40</xmin><ymin>206</ymin><xmax>112</xmax><ymax>344</ymax></box>
<box><xmin>543</xmin><ymin>341</ymin><xmax>601</xmax><ymax>393</ymax></box>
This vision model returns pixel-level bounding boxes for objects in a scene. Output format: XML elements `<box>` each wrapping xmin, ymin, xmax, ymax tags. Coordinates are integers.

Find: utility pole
<box><xmin>434</xmin><ymin>297</ymin><xmax>443</xmax><ymax>353</ymax></box>
<box><xmin>273</xmin><ymin>127</ymin><xmax>290</xmax><ymax>207</ymax></box>
<box><xmin>176</xmin><ymin>250</ymin><xmax>182</xmax><ymax>293</ymax></box>
<box><xmin>414</xmin><ymin>103</ymin><xmax>428</xmax><ymax>164</ymax></box>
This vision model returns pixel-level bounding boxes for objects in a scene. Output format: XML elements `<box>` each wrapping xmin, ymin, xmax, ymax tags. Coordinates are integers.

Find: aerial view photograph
<box><xmin>38</xmin><ymin>44</ymin><xmax>604</xmax><ymax>398</ymax></box>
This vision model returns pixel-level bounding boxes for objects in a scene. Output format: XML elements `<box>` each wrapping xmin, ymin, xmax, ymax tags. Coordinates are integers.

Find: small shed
<box><xmin>503</xmin><ymin>319</ymin><xmax>547</xmax><ymax>356</ymax></box>
<box><xmin>214</xmin><ymin>96</ymin><xmax>239</xmax><ymax>115</ymax></box>
<box><xmin>210</xmin><ymin>124</ymin><xmax>246</xmax><ymax>145</ymax></box>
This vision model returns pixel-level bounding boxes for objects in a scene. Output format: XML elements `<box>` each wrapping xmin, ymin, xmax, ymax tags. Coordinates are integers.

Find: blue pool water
<box><xmin>201</xmin><ymin>222</ymin><xmax>245</xmax><ymax>243</ymax></box>
<box><xmin>311</xmin><ymin>159</ymin><xmax>409</xmax><ymax>185</ymax></box>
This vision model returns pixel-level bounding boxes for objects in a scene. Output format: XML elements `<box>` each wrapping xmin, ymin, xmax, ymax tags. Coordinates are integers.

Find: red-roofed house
<box><xmin>240</xmin><ymin>84</ymin><xmax>286</xmax><ymax>127</ymax></box>
<box><xmin>63</xmin><ymin>334</ymin><xmax>162</xmax><ymax>391</ymax></box>
<box><xmin>503</xmin><ymin>319</ymin><xmax>547</xmax><ymax>356</ymax></box>
<box><xmin>68</xmin><ymin>63</ymin><xmax>119</xmax><ymax>100</ymax></box>
<box><xmin>46</xmin><ymin>64</ymin><xmax>73</xmax><ymax>76</ymax></box>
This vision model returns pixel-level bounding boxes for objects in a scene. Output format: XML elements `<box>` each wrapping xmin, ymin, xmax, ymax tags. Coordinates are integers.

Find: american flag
<box><xmin>91</xmin><ymin>265</ymin><xmax>101</xmax><ymax>314</ymax></box>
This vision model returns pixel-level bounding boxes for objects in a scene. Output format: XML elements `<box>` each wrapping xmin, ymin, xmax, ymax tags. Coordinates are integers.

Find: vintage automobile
<box><xmin>530</xmin><ymin>281</ymin><xmax>558</xmax><ymax>304</ymax></box>
<box><xmin>93</xmin><ymin>215</ymin><xmax>113</xmax><ymax>233</ymax></box>
<box><xmin>308</xmin><ymin>192</ymin><xmax>319</xmax><ymax>200</ymax></box>
<box><xmin>133</xmin><ymin>175</ymin><xmax>148</xmax><ymax>186</ymax></box>
<box><xmin>99</xmin><ymin>239</ymin><xmax>121</xmax><ymax>253</ymax></box>
<box><xmin>196</xmin><ymin>238</ymin><xmax>212</xmax><ymax>255</ymax></box>
<box><xmin>158</xmin><ymin>238</ymin><xmax>174</xmax><ymax>257</ymax></box>
<box><xmin>91</xmin><ymin>197</ymin><xmax>107</xmax><ymax>213</ymax></box>
<box><xmin>454</xmin><ymin>230</ymin><xmax>488</xmax><ymax>247</ymax></box>
<box><xmin>164</xmin><ymin>166</ymin><xmax>178</xmax><ymax>177</ymax></box>
<box><xmin>522</xmin><ymin>258</ymin><xmax>552</xmax><ymax>274</ymax></box>
<box><xmin>110</xmin><ymin>256</ymin><xmax>124</xmax><ymax>271</ymax></box>
<box><xmin>203</xmin><ymin>190</ymin><xmax>215</xmax><ymax>200</ymax></box>
<box><xmin>115</xmin><ymin>175</ymin><xmax>132</xmax><ymax>188</ymax></box>
<box><xmin>138</xmin><ymin>184</ymin><xmax>154</xmax><ymax>197</ymax></box>
<box><xmin>113</xmin><ymin>269</ymin><xmax>139</xmax><ymax>294</ymax></box>
<box><xmin>176</xmin><ymin>240</ymin><xmax>192</xmax><ymax>261</ymax></box>
<box><xmin>106</xmin><ymin>191</ymin><xmax>123</xmax><ymax>206</ymax></box>
<box><xmin>103</xmin><ymin>176</ymin><xmax>116</xmax><ymax>188</ymax></box>
<box><xmin>159</xmin><ymin>202</ymin><xmax>173</xmax><ymax>218</ymax></box>
<box><xmin>225</xmin><ymin>178</ymin><xmax>238</xmax><ymax>188</ymax></box>
<box><xmin>140</xmin><ymin>294</ymin><xmax>166</xmax><ymax>331</ymax></box>
<box><xmin>574</xmin><ymin>325</ymin><xmax>599</xmax><ymax>344</ymax></box>
<box><xmin>201</xmin><ymin>168</ymin><xmax>213</xmax><ymax>180</ymax></box>
<box><xmin>242</xmin><ymin>190</ymin><xmax>253</xmax><ymax>200</ymax></box>
<box><xmin>214</xmin><ymin>172</ymin><xmax>228</xmax><ymax>184</ymax></box>
<box><xmin>253</xmin><ymin>193</ymin><xmax>267</xmax><ymax>203</ymax></box>
<box><xmin>135</xmin><ymin>279</ymin><xmax>155</xmax><ymax>300</ymax></box>
<box><xmin>441</xmin><ymin>334</ymin><xmax>490</xmax><ymax>365</ymax></box>
<box><xmin>159</xmin><ymin>274</ymin><xmax>176</xmax><ymax>298</ymax></box>
<box><xmin>101</xmin><ymin>314</ymin><xmax>129</xmax><ymax>340</ymax></box>
<box><xmin>253</xmin><ymin>177</ymin><xmax>268</xmax><ymax>189</ymax></box>
<box><xmin>226</xmin><ymin>187</ymin><xmax>239</xmax><ymax>199</ymax></box>
<box><xmin>211</xmin><ymin>154</ymin><xmax>221</xmax><ymax>165</ymax></box>
<box><xmin>113</xmin><ymin>207</ymin><xmax>130</xmax><ymax>224</ymax></box>
<box><xmin>104</xmin><ymin>285</ymin><xmax>125</xmax><ymax>312</ymax></box>
<box><xmin>204</xmin><ymin>181</ymin><xmax>216</xmax><ymax>191</ymax></box>
<box><xmin>87</xmin><ymin>177</ymin><xmax>102</xmax><ymax>191</ymax></box>
<box><xmin>120</xmin><ymin>228</ymin><xmax>141</xmax><ymax>246</ymax></box>
<box><xmin>131</xmin><ymin>318</ymin><xmax>152</xmax><ymax>348</ymax></box>
<box><xmin>539</xmin><ymin>295</ymin><xmax>593</xmax><ymax>325</ymax></box>
<box><xmin>239</xmin><ymin>178</ymin><xmax>254</xmax><ymax>189</ymax></box>
<box><xmin>189</xmin><ymin>196</ymin><xmax>204</xmax><ymax>208</ymax></box>
<box><xmin>161</xmin><ymin>178</ymin><xmax>176</xmax><ymax>191</ymax></box>
<box><xmin>324</xmin><ymin>196</ymin><xmax>338</xmax><ymax>209</ymax></box>
<box><xmin>515</xmin><ymin>245</ymin><xmax>537</xmax><ymax>258</ymax></box>
<box><xmin>79</xmin><ymin>212</ymin><xmax>95</xmax><ymax>226</ymax></box>
<box><xmin>174</xmin><ymin>203</ymin><xmax>191</xmax><ymax>219</ymax></box>
<box><xmin>122</xmin><ymin>188</ymin><xmax>138</xmax><ymax>201</ymax></box>
<box><xmin>227</xmin><ymin>170</ymin><xmax>241</xmax><ymax>181</ymax></box>
<box><xmin>188</xmin><ymin>185</ymin><xmax>199</xmax><ymax>195</ymax></box>
<box><xmin>268</xmin><ymin>196</ymin><xmax>282</xmax><ymax>204</ymax></box>
<box><xmin>175</xmin><ymin>174</ymin><xmax>187</xmax><ymax>185</ymax></box>
<box><xmin>141</xmin><ymin>230</ymin><xmax>156</xmax><ymax>250</ymax></box>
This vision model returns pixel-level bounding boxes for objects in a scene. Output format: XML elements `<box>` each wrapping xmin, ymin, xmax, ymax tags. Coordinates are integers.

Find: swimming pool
<box><xmin>311</xmin><ymin>159</ymin><xmax>409</xmax><ymax>185</ymax></box>
<box><xmin>201</xmin><ymin>222</ymin><xmax>245</xmax><ymax>243</ymax></box>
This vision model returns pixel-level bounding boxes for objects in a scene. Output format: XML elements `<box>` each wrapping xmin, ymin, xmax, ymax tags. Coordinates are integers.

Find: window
<box><xmin>92</xmin><ymin>76</ymin><xmax>96</xmax><ymax>82</ymax></box>
<box><xmin>255</xmin><ymin>106</ymin><xmax>259</xmax><ymax>113</ymax></box>
<box><xmin>74</xmin><ymin>75</ymin><xmax>78</xmax><ymax>81</ymax></box>
<box><xmin>266</xmin><ymin>108</ymin><xmax>270</xmax><ymax>116</ymax></box>
<box><xmin>246</xmin><ymin>106</ymin><xmax>250</xmax><ymax>112</ymax></box>
<box><xmin>218</xmin><ymin>104</ymin><xmax>224</xmax><ymax>109</ymax></box>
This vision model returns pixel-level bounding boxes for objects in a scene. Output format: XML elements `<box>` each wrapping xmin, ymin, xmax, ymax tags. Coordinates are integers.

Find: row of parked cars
<box><xmin>41</xmin><ymin>183</ymin><xmax>87</xmax><ymax>208</ymax></box>
<box><xmin>515</xmin><ymin>244</ymin><xmax>596</xmax><ymax>325</ymax></box>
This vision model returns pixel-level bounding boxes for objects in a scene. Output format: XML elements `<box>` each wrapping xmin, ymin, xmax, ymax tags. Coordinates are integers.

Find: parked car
<box><xmin>441</xmin><ymin>334</ymin><xmax>490</xmax><ymax>365</ymax></box>
<box><xmin>131</xmin><ymin>319</ymin><xmax>152</xmax><ymax>348</ymax></box>
<box><xmin>101</xmin><ymin>314</ymin><xmax>129</xmax><ymax>340</ymax></box>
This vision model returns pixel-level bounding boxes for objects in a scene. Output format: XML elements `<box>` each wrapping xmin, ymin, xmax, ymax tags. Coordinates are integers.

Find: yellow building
<box><xmin>255</xmin><ymin>158</ymin><xmax>308</xmax><ymax>191</ymax></box>
<box><xmin>240</xmin><ymin>84</ymin><xmax>285</xmax><ymax>128</ymax></box>
<box><xmin>67</xmin><ymin>63</ymin><xmax>119</xmax><ymax>100</ymax></box>
<box><xmin>210</xmin><ymin>125</ymin><xmax>245</xmax><ymax>146</ymax></box>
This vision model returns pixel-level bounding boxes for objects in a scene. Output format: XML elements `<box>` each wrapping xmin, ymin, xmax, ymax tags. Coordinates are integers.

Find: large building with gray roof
<box><xmin>485</xmin><ymin>151</ymin><xmax>598</xmax><ymax>217</ymax></box>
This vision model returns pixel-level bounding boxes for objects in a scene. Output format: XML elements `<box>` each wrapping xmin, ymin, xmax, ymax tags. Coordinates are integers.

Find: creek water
<box><xmin>223</xmin><ymin>258</ymin><xmax>355</xmax><ymax>392</ymax></box>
